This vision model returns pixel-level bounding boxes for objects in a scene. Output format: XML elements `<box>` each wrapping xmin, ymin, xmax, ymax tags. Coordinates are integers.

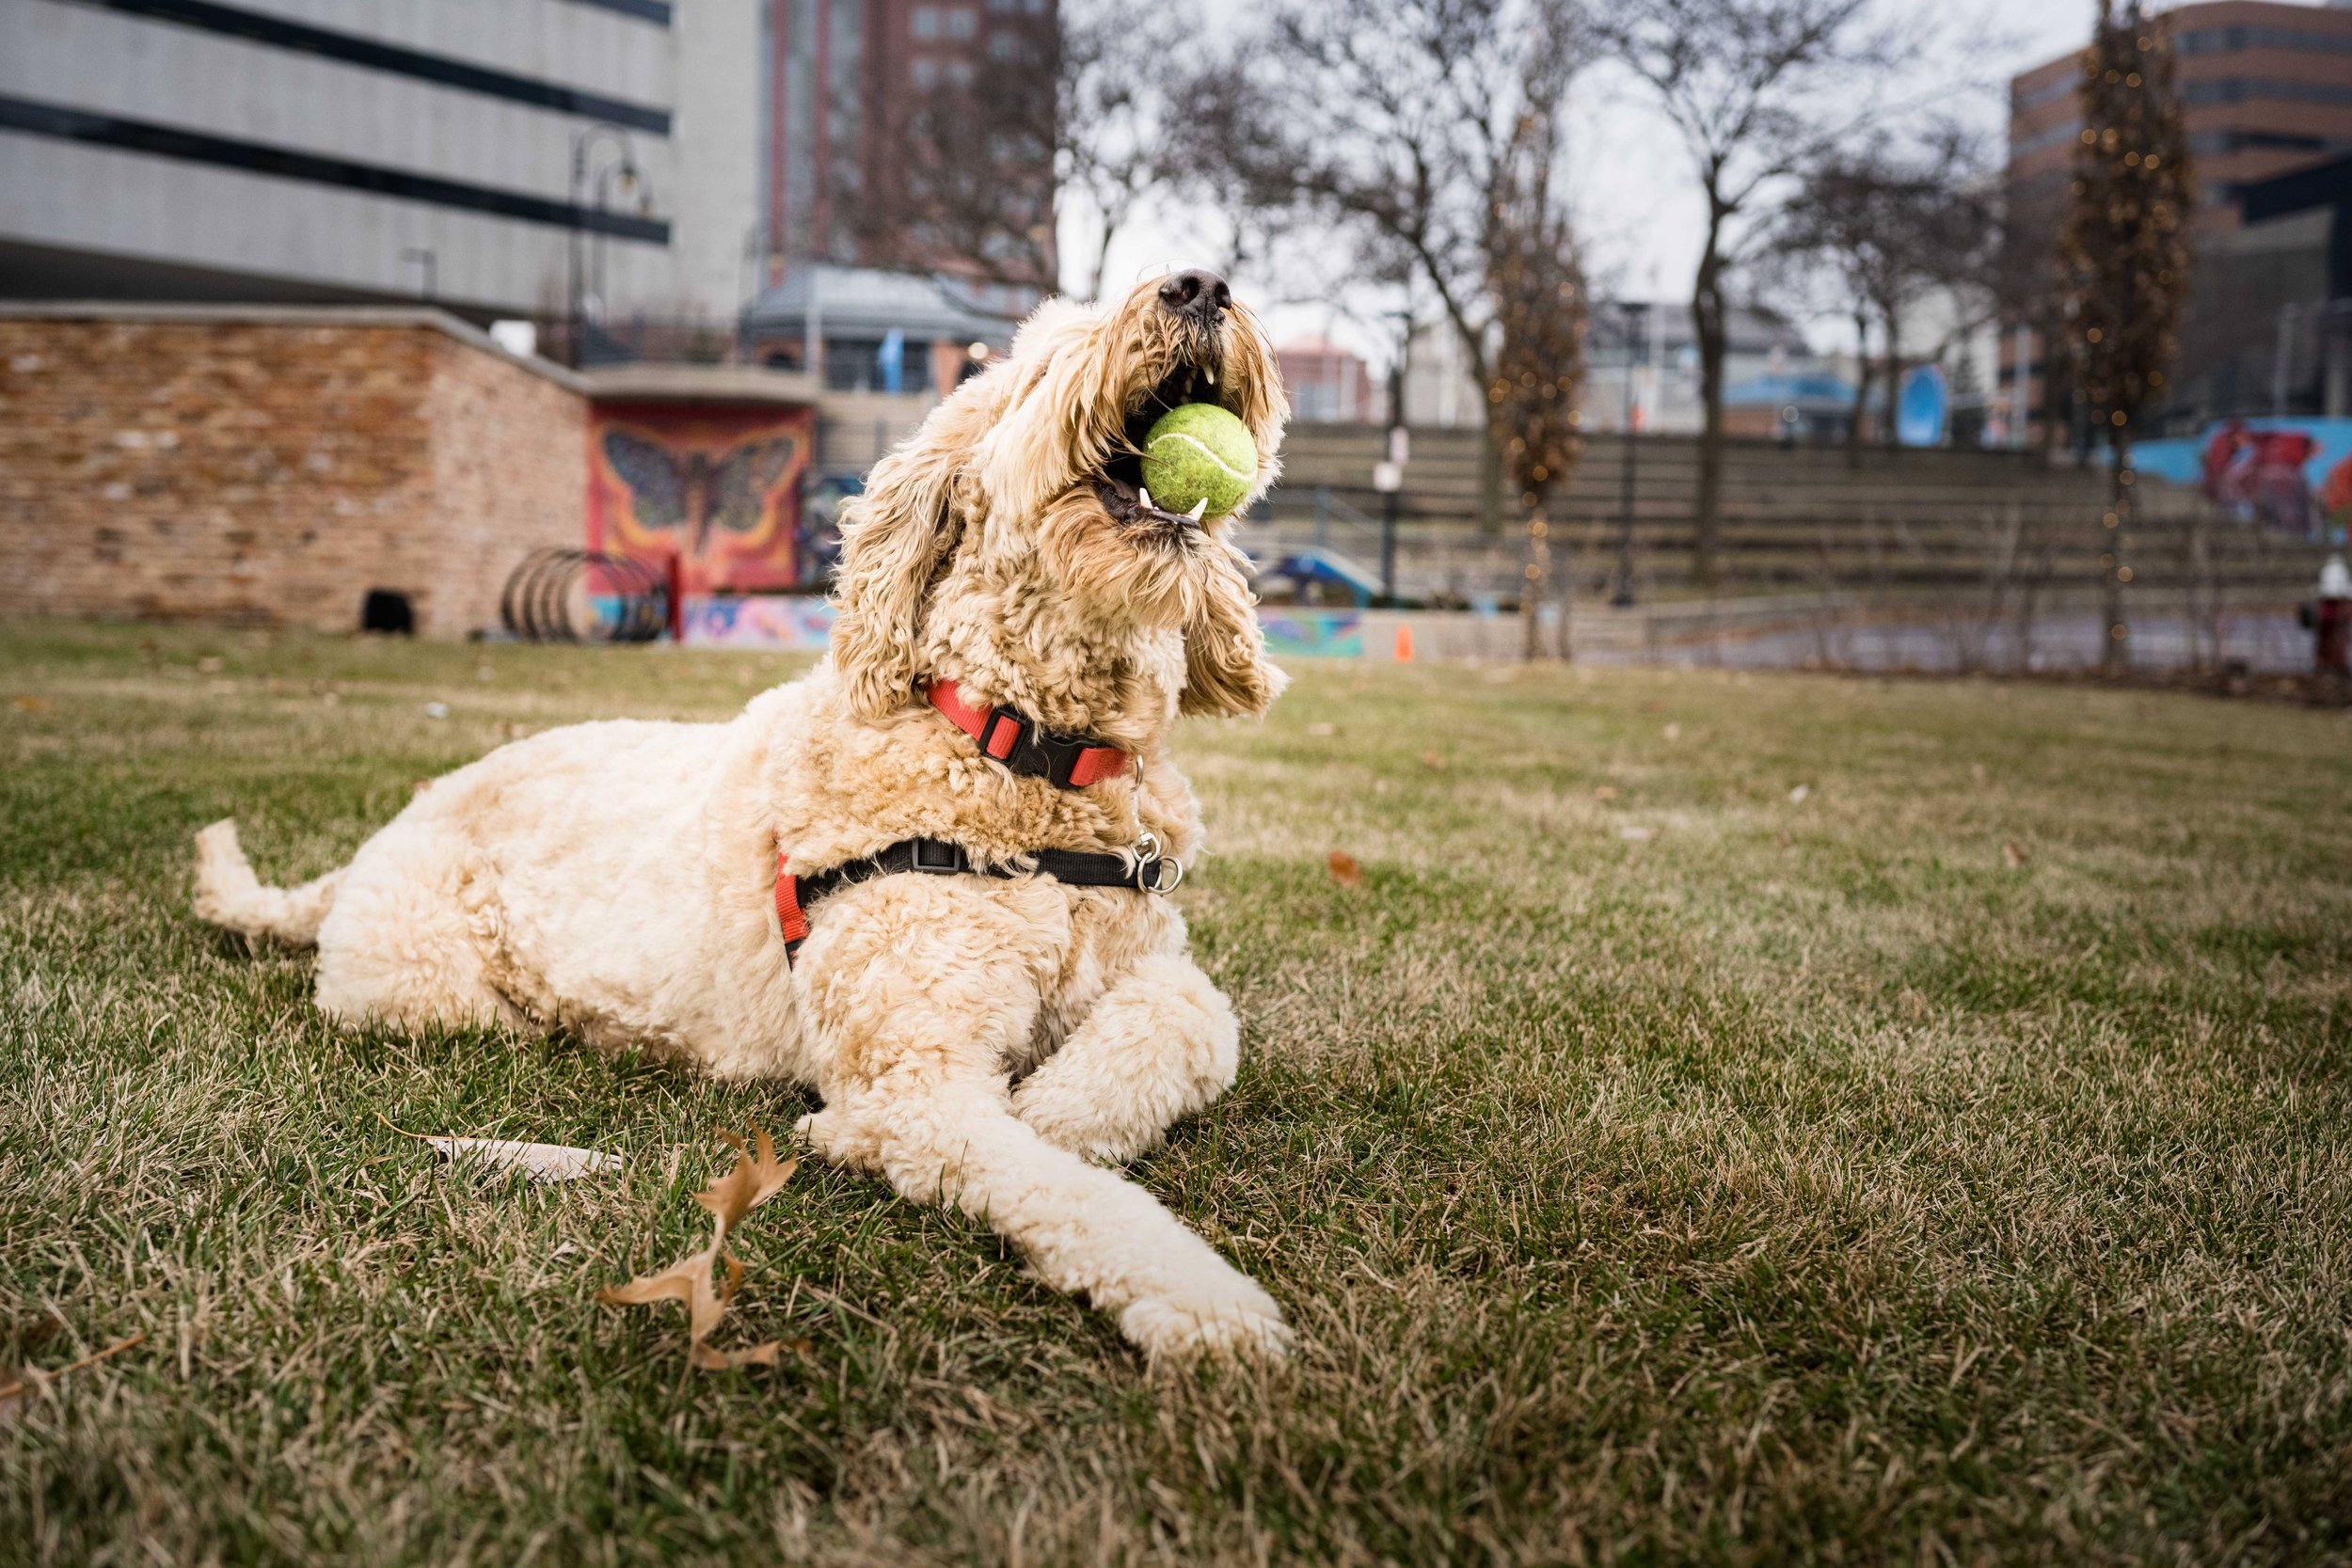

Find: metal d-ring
<box><xmin>1133</xmin><ymin>831</ymin><xmax>1183</xmax><ymax>894</ymax></box>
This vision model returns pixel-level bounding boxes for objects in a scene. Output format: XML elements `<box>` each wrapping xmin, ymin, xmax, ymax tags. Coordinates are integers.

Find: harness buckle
<box><xmin>978</xmin><ymin>707</ymin><xmax>1027</xmax><ymax>762</ymax></box>
<box><xmin>1132</xmin><ymin>831</ymin><xmax>1184</xmax><ymax>894</ymax></box>
<box><xmin>908</xmin><ymin>838</ymin><xmax>966</xmax><ymax>874</ymax></box>
<box><xmin>1027</xmin><ymin>730</ymin><xmax>1091</xmax><ymax>788</ymax></box>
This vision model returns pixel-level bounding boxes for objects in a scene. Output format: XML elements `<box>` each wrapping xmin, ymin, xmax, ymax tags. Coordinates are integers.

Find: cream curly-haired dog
<box><xmin>193</xmin><ymin>269</ymin><xmax>1294</xmax><ymax>1363</ymax></box>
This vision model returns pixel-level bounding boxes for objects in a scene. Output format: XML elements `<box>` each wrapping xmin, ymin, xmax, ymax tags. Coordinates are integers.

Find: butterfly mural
<box><xmin>599</xmin><ymin>427</ymin><xmax>803</xmax><ymax>556</ymax></box>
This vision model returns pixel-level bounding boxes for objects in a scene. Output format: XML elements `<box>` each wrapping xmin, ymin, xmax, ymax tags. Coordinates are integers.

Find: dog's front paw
<box><xmin>1120</xmin><ymin>1286</ymin><xmax>1292</xmax><ymax>1367</ymax></box>
<box><xmin>797</xmin><ymin>1105</ymin><xmax>885</xmax><ymax>1176</ymax></box>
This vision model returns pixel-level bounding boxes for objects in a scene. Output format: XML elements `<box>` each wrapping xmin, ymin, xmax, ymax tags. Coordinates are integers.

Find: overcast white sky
<box><xmin>1057</xmin><ymin>0</ymin><xmax>2162</xmax><ymax>365</ymax></box>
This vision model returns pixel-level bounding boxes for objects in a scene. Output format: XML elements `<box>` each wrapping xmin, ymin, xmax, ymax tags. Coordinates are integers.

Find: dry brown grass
<box><xmin>4</xmin><ymin>621</ymin><xmax>2350</xmax><ymax>1565</ymax></box>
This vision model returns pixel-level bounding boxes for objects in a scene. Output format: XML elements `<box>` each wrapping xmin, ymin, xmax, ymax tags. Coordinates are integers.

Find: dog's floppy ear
<box><xmin>1181</xmin><ymin>537</ymin><xmax>1288</xmax><ymax>718</ymax></box>
<box><xmin>977</xmin><ymin>299</ymin><xmax>1126</xmax><ymax>525</ymax></box>
<box><xmin>828</xmin><ymin>422</ymin><xmax>962</xmax><ymax>721</ymax></box>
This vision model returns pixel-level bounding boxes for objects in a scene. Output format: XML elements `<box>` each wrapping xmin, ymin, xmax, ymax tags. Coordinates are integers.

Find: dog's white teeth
<box><xmin>1137</xmin><ymin>485</ymin><xmax>1153</xmax><ymax>511</ymax></box>
<box><xmin>1186</xmin><ymin>498</ymin><xmax>1207</xmax><ymax>520</ymax></box>
<box><xmin>1202</xmin><ymin>365</ymin><xmax>1216</xmax><ymax>386</ymax></box>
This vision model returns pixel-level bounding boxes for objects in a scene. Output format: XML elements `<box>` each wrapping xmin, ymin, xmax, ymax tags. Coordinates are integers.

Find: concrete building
<box><xmin>0</xmin><ymin>0</ymin><xmax>764</xmax><ymax>337</ymax></box>
<box><xmin>739</xmin><ymin>261</ymin><xmax>1015</xmax><ymax>393</ymax></box>
<box><xmin>1277</xmin><ymin>337</ymin><xmax>1377</xmax><ymax>422</ymax></box>
<box><xmin>1570</xmin><ymin>304</ymin><xmax>1818</xmax><ymax>436</ymax></box>
<box><xmin>2002</xmin><ymin>0</ymin><xmax>2352</xmax><ymax>440</ymax></box>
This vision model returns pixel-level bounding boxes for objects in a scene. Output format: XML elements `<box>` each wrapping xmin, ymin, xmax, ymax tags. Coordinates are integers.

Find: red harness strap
<box><xmin>926</xmin><ymin>680</ymin><xmax>1130</xmax><ymax>787</ymax></box>
<box><xmin>773</xmin><ymin>853</ymin><xmax>810</xmax><ymax>946</ymax></box>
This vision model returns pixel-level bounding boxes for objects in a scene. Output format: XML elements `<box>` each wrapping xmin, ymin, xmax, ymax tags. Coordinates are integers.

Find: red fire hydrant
<box><xmin>2312</xmin><ymin>555</ymin><xmax>2351</xmax><ymax>674</ymax></box>
<box><xmin>2314</xmin><ymin>557</ymin><xmax>2352</xmax><ymax>676</ymax></box>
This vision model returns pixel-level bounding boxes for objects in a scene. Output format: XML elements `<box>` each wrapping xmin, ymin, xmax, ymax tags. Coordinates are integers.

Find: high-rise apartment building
<box><xmin>2001</xmin><ymin>1</ymin><xmax>2352</xmax><ymax>439</ymax></box>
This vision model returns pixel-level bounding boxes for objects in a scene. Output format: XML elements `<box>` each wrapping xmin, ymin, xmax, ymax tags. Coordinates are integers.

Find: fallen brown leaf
<box><xmin>1594</xmin><ymin>785</ymin><xmax>1619</xmax><ymax>800</ymax></box>
<box><xmin>1419</xmin><ymin>750</ymin><xmax>1448</xmax><ymax>769</ymax></box>
<box><xmin>1327</xmin><ymin>848</ymin><xmax>1364</xmax><ymax>888</ymax></box>
<box><xmin>694</xmin><ymin>1127</ymin><xmax>799</xmax><ymax>1229</ymax></box>
<box><xmin>598</xmin><ymin>1126</ymin><xmax>797</xmax><ymax>1372</ymax></box>
<box><xmin>12</xmin><ymin>697</ymin><xmax>49</xmax><ymax>712</ymax></box>
<box><xmin>2002</xmin><ymin>840</ymin><xmax>2028</xmax><ymax>869</ymax></box>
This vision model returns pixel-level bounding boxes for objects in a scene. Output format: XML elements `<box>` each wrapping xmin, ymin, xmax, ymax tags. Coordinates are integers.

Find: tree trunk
<box><xmin>1847</xmin><ymin>307</ymin><xmax>1872</xmax><ymax>469</ymax></box>
<box><xmin>1519</xmin><ymin>503</ymin><xmax>1549</xmax><ymax>660</ymax></box>
<box><xmin>1085</xmin><ymin>215</ymin><xmax>1118</xmax><ymax>305</ymax></box>
<box><xmin>1882</xmin><ymin>303</ymin><xmax>1902</xmax><ymax>450</ymax></box>
<box><xmin>1692</xmin><ymin>225</ymin><xmax>1728</xmax><ymax>594</ymax></box>
<box><xmin>2037</xmin><ymin>316</ymin><xmax>2066</xmax><ymax>460</ymax></box>
<box><xmin>2103</xmin><ymin>433</ymin><xmax>2132</xmax><ymax>673</ymax></box>
<box><xmin>1482</xmin><ymin>410</ymin><xmax>1507</xmax><ymax>533</ymax></box>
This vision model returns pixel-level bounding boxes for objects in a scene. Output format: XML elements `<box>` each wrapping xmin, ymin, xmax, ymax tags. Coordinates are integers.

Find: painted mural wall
<box><xmin>586</xmin><ymin>401</ymin><xmax>817</xmax><ymax>593</ymax></box>
<box><xmin>2137</xmin><ymin>417</ymin><xmax>2352</xmax><ymax>545</ymax></box>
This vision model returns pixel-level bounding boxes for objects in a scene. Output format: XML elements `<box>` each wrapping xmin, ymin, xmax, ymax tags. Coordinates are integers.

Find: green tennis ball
<box><xmin>1139</xmin><ymin>404</ymin><xmax>1257</xmax><ymax>521</ymax></box>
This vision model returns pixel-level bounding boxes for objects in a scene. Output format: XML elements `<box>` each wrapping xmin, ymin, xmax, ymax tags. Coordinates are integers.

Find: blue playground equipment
<box><xmin>1260</xmin><ymin>546</ymin><xmax>1385</xmax><ymax>608</ymax></box>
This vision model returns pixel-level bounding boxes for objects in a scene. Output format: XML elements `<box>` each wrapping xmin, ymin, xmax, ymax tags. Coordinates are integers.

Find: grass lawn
<box><xmin>4</xmin><ymin>619</ymin><xmax>2350</xmax><ymax>1566</ymax></box>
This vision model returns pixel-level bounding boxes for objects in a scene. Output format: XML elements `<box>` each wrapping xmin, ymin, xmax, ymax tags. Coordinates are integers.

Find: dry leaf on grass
<box><xmin>0</xmin><ymin>1333</ymin><xmax>146</xmax><ymax>1424</ymax></box>
<box><xmin>1420</xmin><ymin>751</ymin><xmax>1448</xmax><ymax>770</ymax></box>
<box><xmin>378</xmin><ymin>1115</ymin><xmax>620</xmax><ymax>1181</ymax></box>
<box><xmin>1327</xmin><ymin>848</ymin><xmax>1364</xmax><ymax>888</ymax></box>
<box><xmin>598</xmin><ymin>1126</ymin><xmax>800</xmax><ymax>1371</ymax></box>
<box><xmin>13</xmin><ymin>696</ymin><xmax>50</xmax><ymax>712</ymax></box>
<box><xmin>2003</xmin><ymin>840</ymin><xmax>2029</xmax><ymax>869</ymax></box>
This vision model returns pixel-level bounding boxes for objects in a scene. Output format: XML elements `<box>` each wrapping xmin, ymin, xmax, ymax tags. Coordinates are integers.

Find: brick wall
<box><xmin>0</xmin><ymin>307</ymin><xmax>586</xmax><ymax>638</ymax></box>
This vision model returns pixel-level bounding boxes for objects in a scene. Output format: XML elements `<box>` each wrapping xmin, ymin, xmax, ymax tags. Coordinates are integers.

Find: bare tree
<box><xmin>2058</xmin><ymin>0</ymin><xmax>2194</xmax><ymax>673</ymax></box>
<box><xmin>1594</xmin><ymin>0</ymin><xmax>1926</xmax><ymax>589</ymax></box>
<box><xmin>1180</xmin><ymin>0</ymin><xmax>1581</xmax><ymax>531</ymax></box>
<box><xmin>843</xmin><ymin>2</ymin><xmax>1194</xmax><ymax>296</ymax></box>
<box><xmin>1057</xmin><ymin>2</ymin><xmax>1196</xmax><ymax>300</ymax></box>
<box><xmin>1771</xmin><ymin>132</ymin><xmax>1998</xmax><ymax>463</ymax></box>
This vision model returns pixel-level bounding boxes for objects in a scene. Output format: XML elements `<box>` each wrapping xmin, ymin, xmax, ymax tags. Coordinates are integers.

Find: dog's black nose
<box><xmin>1158</xmin><ymin>268</ymin><xmax>1231</xmax><ymax>321</ymax></box>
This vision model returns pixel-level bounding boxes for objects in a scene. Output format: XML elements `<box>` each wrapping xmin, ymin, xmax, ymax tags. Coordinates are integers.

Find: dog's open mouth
<box><xmin>1094</xmin><ymin>341</ymin><xmax>1240</xmax><ymax>537</ymax></box>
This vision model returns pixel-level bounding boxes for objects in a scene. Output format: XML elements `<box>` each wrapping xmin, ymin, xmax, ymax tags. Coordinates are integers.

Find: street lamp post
<box><xmin>569</xmin><ymin>122</ymin><xmax>642</xmax><ymax>367</ymax></box>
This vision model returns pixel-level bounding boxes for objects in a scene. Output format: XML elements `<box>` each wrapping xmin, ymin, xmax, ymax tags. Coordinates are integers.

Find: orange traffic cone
<box><xmin>1394</xmin><ymin>622</ymin><xmax>1415</xmax><ymax>662</ymax></box>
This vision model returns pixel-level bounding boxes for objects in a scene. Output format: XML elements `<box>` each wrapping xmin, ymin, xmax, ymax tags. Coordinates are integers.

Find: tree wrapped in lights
<box><xmin>2058</xmin><ymin>0</ymin><xmax>2193</xmax><ymax>671</ymax></box>
<box><xmin>1489</xmin><ymin>98</ymin><xmax>1587</xmax><ymax>660</ymax></box>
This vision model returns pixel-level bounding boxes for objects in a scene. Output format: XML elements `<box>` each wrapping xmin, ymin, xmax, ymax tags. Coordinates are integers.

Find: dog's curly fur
<box><xmin>193</xmin><ymin>276</ymin><xmax>1295</xmax><ymax>1363</ymax></box>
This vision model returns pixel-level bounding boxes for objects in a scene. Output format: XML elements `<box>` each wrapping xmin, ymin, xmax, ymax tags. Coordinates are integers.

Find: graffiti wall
<box><xmin>2136</xmin><ymin>417</ymin><xmax>2352</xmax><ymax>545</ymax></box>
<box><xmin>586</xmin><ymin>401</ymin><xmax>816</xmax><ymax>593</ymax></box>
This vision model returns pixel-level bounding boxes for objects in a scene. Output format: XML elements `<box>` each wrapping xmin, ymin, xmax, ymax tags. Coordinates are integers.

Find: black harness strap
<box><xmin>783</xmin><ymin>836</ymin><xmax>1181</xmax><ymax>958</ymax></box>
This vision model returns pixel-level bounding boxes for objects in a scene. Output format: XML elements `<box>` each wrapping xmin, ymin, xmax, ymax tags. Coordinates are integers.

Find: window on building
<box><xmin>913</xmin><ymin>6</ymin><xmax>941</xmax><ymax>38</ymax></box>
<box><xmin>944</xmin><ymin>58</ymin><xmax>976</xmax><ymax>87</ymax></box>
<box><xmin>946</xmin><ymin>7</ymin><xmax>977</xmax><ymax>39</ymax></box>
<box><xmin>911</xmin><ymin>56</ymin><xmax>940</xmax><ymax>87</ymax></box>
<box><xmin>824</xmin><ymin>339</ymin><xmax>936</xmax><ymax>394</ymax></box>
<box><xmin>2178</xmin><ymin>24</ymin><xmax>2352</xmax><ymax>56</ymax></box>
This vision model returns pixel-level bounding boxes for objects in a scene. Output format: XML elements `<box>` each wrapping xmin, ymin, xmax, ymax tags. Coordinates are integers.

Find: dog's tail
<box><xmin>193</xmin><ymin>819</ymin><xmax>344</xmax><ymax>947</ymax></box>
